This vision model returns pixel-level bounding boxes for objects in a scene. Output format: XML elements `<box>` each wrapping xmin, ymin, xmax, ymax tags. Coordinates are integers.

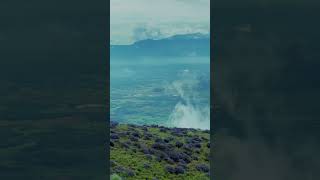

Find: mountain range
<box><xmin>110</xmin><ymin>33</ymin><xmax>210</xmax><ymax>58</ymax></box>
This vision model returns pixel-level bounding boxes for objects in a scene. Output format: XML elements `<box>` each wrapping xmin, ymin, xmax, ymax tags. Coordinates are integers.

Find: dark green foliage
<box><xmin>110</xmin><ymin>123</ymin><xmax>210</xmax><ymax>179</ymax></box>
<box><xmin>110</xmin><ymin>174</ymin><xmax>122</xmax><ymax>180</ymax></box>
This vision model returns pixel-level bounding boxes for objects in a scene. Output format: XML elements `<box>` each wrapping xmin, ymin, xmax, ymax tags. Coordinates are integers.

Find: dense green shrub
<box><xmin>110</xmin><ymin>174</ymin><xmax>122</xmax><ymax>180</ymax></box>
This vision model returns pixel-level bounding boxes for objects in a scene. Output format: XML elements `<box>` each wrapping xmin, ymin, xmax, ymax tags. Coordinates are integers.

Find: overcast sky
<box><xmin>110</xmin><ymin>0</ymin><xmax>210</xmax><ymax>45</ymax></box>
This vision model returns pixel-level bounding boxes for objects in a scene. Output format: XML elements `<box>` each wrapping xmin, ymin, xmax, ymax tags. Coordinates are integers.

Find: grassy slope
<box><xmin>110</xmin><ymin>123</ymin><xmax>210</xmax><ymax>180</ymax></box>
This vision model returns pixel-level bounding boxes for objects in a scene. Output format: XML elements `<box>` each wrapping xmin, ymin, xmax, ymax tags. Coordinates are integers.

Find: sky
<box><xmin>110</xmin><ymin>0</ymin><xmax>210</xmax><ymax>45</ymax></box>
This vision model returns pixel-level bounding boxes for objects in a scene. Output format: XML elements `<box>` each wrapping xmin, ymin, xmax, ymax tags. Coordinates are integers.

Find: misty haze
<box><xmin>110</xmin><ymin>34</ymin><xmax>210</xmax><ymax>129</ymax></box>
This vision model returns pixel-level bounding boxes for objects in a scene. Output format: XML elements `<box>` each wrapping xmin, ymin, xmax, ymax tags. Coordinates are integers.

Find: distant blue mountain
<box><xmin>110</xmin><ymin>33</ymin><xmax>210</xmax><ymax>58</ymax></box>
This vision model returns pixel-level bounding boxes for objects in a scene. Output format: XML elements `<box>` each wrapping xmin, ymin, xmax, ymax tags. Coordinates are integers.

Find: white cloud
<box><xmin>110</xmin><ymin>0</ymin><xmax>210</xmax><ymax>44</ymax></box>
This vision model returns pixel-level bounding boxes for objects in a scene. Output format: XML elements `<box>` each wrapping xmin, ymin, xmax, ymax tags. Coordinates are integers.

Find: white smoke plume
<box><xmin>166</xmin><ymin>69</ymin><xmax>210</xmax><ymax>129</ymax></box>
